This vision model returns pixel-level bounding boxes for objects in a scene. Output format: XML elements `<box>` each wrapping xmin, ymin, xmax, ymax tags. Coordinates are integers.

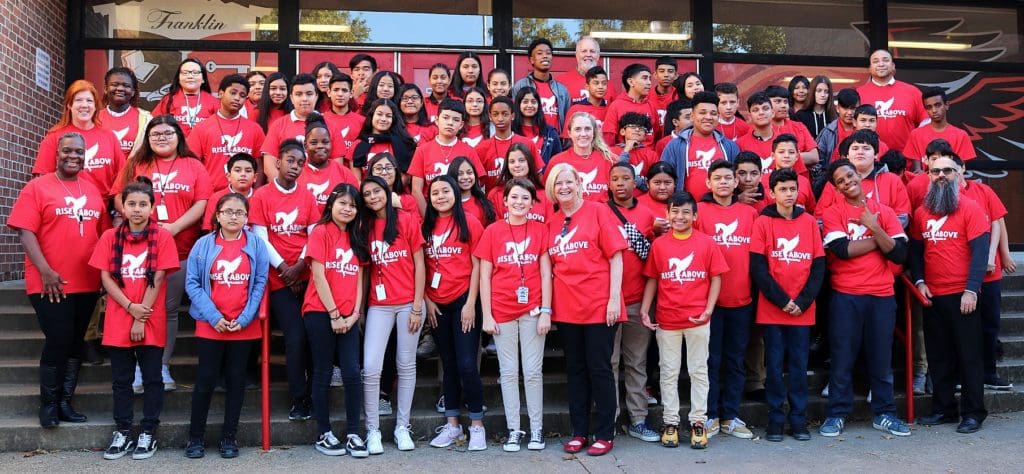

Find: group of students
<box><xmin>10</xmin><ymin>38</ymin><xmax>1015</xmax><ymax>462</ymax></box>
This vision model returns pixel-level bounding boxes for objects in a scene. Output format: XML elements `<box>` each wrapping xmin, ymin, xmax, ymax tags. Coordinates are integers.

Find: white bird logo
<box><xmin>505</xmin><ymin>238</ymin><xmax>531</xmax><ymax>259</ymax></box>
<box><xmin>633</xmin><ymin>161</ymin><xmax>645</xmax><ymax>177</ymax></box>
<box><xmin>181</xmin><ymin>103</ymin><xmax>201</xmax><ymax>117</ymax></box>
<box><xmin>335</xmin><ymin>247</ymin><xmax>353</xmax><ymax>265</ymax></box>
<box><xmin>695</xmin><ymin>148</ymin><xmax>717</xmax><ymax>169</ymax></box>
<box><xmin>875</xmin><ymin>97</ymin><xmax>895</xmax><ymax>116</ymax></box>
<box><xmin>216</xmin><ymin>256</ymin><xmax>243</xmax><ymax>287</ymax></box>
<box><xmin>432</xmin><ymin>227</ymin><xmax>452</xmax><ymax>249</ymax></box>
<box><xmin>238</xmin><ymin>107</ymin><xmax>248</xmax><ymax>119</ymax></box>
<box><xmin>64</xmin><ymin>195</ymin><xmax>88</xmax><ymax>217</ymax></box>
<box><xmin>760</xmin><ymin>156</ymin><xmax>774</xmax><ymax>173</ymax></box>
<box><xmin>668</xmin><ymin>253</ymin><xmax>694</xmax><ymax>282</ymax></box>
<box><xmin>715</xmin><ymin>220</ymin><xmax>739</xmax><ymax>248</ymax></box>
<box><xmin>493</xmin><ymin>157</ymin><xmax>505</xmax><ymax>175</ymax></box>
<box><xmin>926</xmin><ymin>216</ymin><xmax>949</xmax><ymax>243</ymax></box>
<box><xmin>540</xmin><ymin>96</ymin><xmax>557</xmax><ymax>114</ymax></box>
<box><xmin>371</xmin><ymin>240</ymin><xmax>390</xmax><ymax>265</ymax></box>
<box><xmin>82</xmin><ymin>144</ymin><xmax>100</xmax><ymax>170</ymax></box>
<box><xmin>433</xmin><ymin>162</ymin><xmax>450</xmax><ymax>177</ymax></box>
<box><xmin>152</xmin><ymin>171</ymin><xmax>179</xmax><ymax>192</ymax></box>
<box><xmin>113</xmin><ymin>127</ymin><xmax>130</xmax><ymax>141</ymax></box>
<box><xmin>463</xmin><ymin>135</ymin><xmax>483</xmax><ymax>148</ymax></box>
<box><xmin>657</xmin><ymin>109</ymin><xmax>667</xmax><ymax>126</ymax></box>
<box><xmin>847</xmin><ymin>222</ymin><xmax>868</xmax><ymax>240</ymax></box>
<box><xmin>579</xmin><ymin>168</ymin><xmax>598</xmax><ymax>193</ymax></box>
<box><xmin>531</xmin><ymin>135</ymin><xmax>540</xmax><ymax>145</ymax></box>
<box><xmin>274</xmin><ymin>208</ymin><xmax>299</xmax><ymax>235</ymax></box>
<box><xmin>340</xmin><ymin>126</ymin><xmax>351</xmax><ymax>138</ymax></box>
<box><xmin>306</xmin><ymin>181</ymin><xmax>330</xmax><ymax>199</ymax></box>
<box><xmin>865</xmin><ymin>190</ymin><xmax>874</xmax><ymax>200</ymax></box>
<box><xmin>221</xmin><ymin>132</ymin><xmax>243</xmax><ymax>148</ymax></box>
<box><xmin>776</xmin><ymin>236</ymin><xmax>801</xmax><ymax>263</ymax></box>
<box><xmin>553</xmin><ymin>226</ymin><xmax>578</xmax><ymax>256</ymax></box>
<box><xmin>122</xmin><ymin>251</ymin><xmax>147</xmax><ymax>279</ymax></box>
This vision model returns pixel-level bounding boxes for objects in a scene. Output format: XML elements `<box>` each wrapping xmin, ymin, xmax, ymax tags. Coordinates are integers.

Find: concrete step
<box><xmin>996</xmin><ymin>336</ymin><xmax>1024</xmax><ymax>359</ymax></box>
<box><xmin>1001</xmin><ymin>290</ymin><xmax>1024</xmax><ymax>312</ymax></box>
<box><xmin>1001</xmin><ymin>274</ymin><xmax>1024</xmax><ymax>291</ymax></box>
<box><xmin>0</xmin><ymin>355</ymin><xmax>288</xmax><ymax>386</ymax></box>
<box><xmin>1000</xmin><ymin>312</ymin><xmax>1024</xmax><ymax>333</ymax></box>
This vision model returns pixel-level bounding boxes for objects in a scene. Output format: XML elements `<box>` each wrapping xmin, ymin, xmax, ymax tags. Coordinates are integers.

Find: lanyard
<box><xmin>506</xmin><ymin>219</ymin><xmax>528</xmax><ymax>287</ymax></box>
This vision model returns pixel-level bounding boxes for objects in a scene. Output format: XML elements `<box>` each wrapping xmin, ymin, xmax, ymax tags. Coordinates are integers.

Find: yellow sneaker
<box><xmin>690</xmin><ymin>422</ymin><xmax>708</xmax><ymax>449</ymax></box>
<box><xmin>722</xmin><ymin>418</ymin><xmax>754</xmax><ymax>439</ymax></box>
<box><xmin>661</xmin><ymin>424</ymin><xmax>679</xmax><ymax>448</ymax></box>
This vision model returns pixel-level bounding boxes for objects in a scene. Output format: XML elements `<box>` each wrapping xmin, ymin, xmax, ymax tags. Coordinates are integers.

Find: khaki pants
<box><xmin>494</xmin><ymin>313</ymin><xmax>546</xmax><ymax>433</ymax></box>
<box><xmin>657</xmin><ymin>323</ymin><xmax>710</xmax><ymax>426</ymax></box>
<box><xmin>84</xmin><ymin>297</ymin><xmax>104</xmax><ymax>341</ymax></box>
<box><xmin>745</xmin><ymin>323</ymin><xmax>766</xmax><ymax>392</ymax></box>
<box><xmin>912</xmin><ymin>302</ymin><xmax>928</xmax><ymax>374</ymax></box>
<box><xmin>612</xmin><ymin>303</ymin><xmax>652</xmax><ymax>424</ymax></box>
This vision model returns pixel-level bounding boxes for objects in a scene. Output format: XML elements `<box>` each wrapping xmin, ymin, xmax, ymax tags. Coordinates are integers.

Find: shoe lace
<box><xmin>434</xmin><ymin>424</ymin><xmax>458</xmax><ymax>436</ymax></box>
<box><xmin>322</xmin><ymin>431</ymin><xmax>340</xmax><ymax>446</ymax></box>
<box><xmin>347</xmin><ymin>434</ymin><xmax>365</xmax><ymax>447</ymax></box>
<box><xmin>110</xmin><ymin>431</ymin><xmax>127</xmax><ymax>448</ymax></box>
<box><xmin>664</xmin><ymin>425</ymin><xmax>677</xmax><ymax>436</ymax></box>
<box><xmin>530</xmin><ymin>431</ymin><xmax>544</xmax><ymax>443</ymax></box>
<box><xmin>398</xmin><ymin>424</ymin><xmax>414</xmax><ymax>438</ymax></box>
<box><xmin>506</xmin><ymin>430</ymin><xmax>525</xmax><ymax>444</ymax></box>
<box><xmin>692</xmin><ymin>423</ymin><xmax>704</xmax><ymax>436</ymax></box>
<box><xmin>729</xmin><ymin>418</ymin><xmax>748</xmax><ymax>429</ymax></box>
<box><xmin>137</xmin><ymin>432</ymin><xmax>153</xmax><ymax>448</ymax></box>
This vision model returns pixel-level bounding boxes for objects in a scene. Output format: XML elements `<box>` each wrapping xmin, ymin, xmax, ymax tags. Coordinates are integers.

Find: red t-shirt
<box><xmin>609</xmin><ymin>203</ymin><xmax>656</xmax><ymax>305</ymax></box>
<box><xmin>423</xmin><ymin>98</ymin><xmax>441</xmax><ymax>123</ymax></box>
<box><xmin>323</xmin><ymin>110</ymin><xmax>366</xmax><ymax>161</ymax></box>
<box><xmin>249</xmin><ymin>181</ymin><xmax>320</xmax><ymax>291</ymax></box>
<box><xmin>153</xmin><ymin>91</ymin><xmax>219</xmax><ymax>136</ymax></box>
<box><xmin>648</xmin><ymin>88</ymin><xmax>678</xmax><ymax>130</ymax></box>
<box><xmin>911</xmin><ymin>197</ymin><xmax>989</xmax><ymax>296</ymax></box>
<box><xmin>750</xmin><ymin>212</ymin><xmax>824</xmax><ymax>325</ymax></box>
<box><xmin>98</xmin><ymin>107</ymin><xmax>143</xmax><ymax>156</ymax></box>
<box><xmin>643</xmin><ymin>231</ymin><xmax>729</xmax><ymax>329</ymax></box>
<box><xmin>89</xmin><ymin>226</ymin><xmax>179</xmax><ymax>347</ymax></box>
<box><xmin>198</xmin><ymin>234</ymin><xmax>261</xmax><ymax>341</ymax></box>
<box><xmin>772</xmin><ymin>118</ymin><xmax>816</xmax><ymax>153</ymax></box>
<box><xmin>610</xmin><ymin>144</ymin><xmax>659</xmax><ymax>187</ymax></box>
<box><xmin>303</xmin><ymin>222</ymin><xmax>364</xmax><ymax>315</ymax></box>
<box><xmin>201</xmin><ymin>186</ymin><xmax>253</xmax><ymax>232</ymax></box>
<box><xmin>831</xmin><ymin>124</ymin><xmax>856</xmax><ymax>160</ymax></box>
<box><xmin>546</xmin><ymin>201</ymin><xmax>629</xmax><ymax>324</ymax></box>
<box><xmin>34</xmin><ymin>125</ymin><xmax>125</xmax><ymax>199</ymax></box>
<box><xmin>242</xmin><ymin>100</ymin><xmax>259</xmax><ymax>122</ymax></box>
<box><xmin>424</xmin><ymin>215</ymin><xmax>483</xmax><ymax>304</ymax></box>
<box><xmin>297</xmin><ymin>161</ymin><xmax>359</xmax><ymax>215</ymax></box>
<box><xmin>368</xmin><ymin>211</ymin><xmax>425</xmax><ymax>306</ymax></box>
<box><xmin>736</xmin><ymin>130</ymin><xmax>775</xmax><ymax>165</ymax></box>
<box><xmin>461</xmin><ymin>195</ymin><xmax>491</xmax><ymax>226</ymax></box>
<box><xmin>185</xmin><ymin>113</ymin><xmax>266</xmax><ymax>192</ymax></box>
<box><xmin>961</xmin><ymin>181</ymin><xmax>1008</xmax><ymax>282</ymax></box>
<box><xmin>556</xmin><ymin>69</ymin><xmax>618</xmax><ymax>103</ymax></box>
<box><xmin>602</xmin><ymin>95</ymin><xmax>660</xmax><ymax>147</ymax></box>
<box><xmin>694</xmin><ymin>200</ymin><xmax>758</xmax><ymax>307</ymax></box>
<box><xmin>113</xmin><ymin>157</ymin><xmax>213</xmax><ymax>261</ymax></box>
<box><xmin>407</xmin><ymin>122</ymin><xmax>438</xmax><ymax>144</ymax></box>
<box><xmin>856</xmin><ymin>79</ymin><xmax>927</xmax><ymax>152</ymax></box>
<box><xmin>637</xmin><ymin>193</ymin><xmax>668</xmax><ymax>218</ymax></box>
<box><xmin>487</xmin><ymin>186</ymin><xmax>552</xmax><ymax>224</ymax></box>
<box><xmin>8</xmin><ymin>174</ymin><xmax>107</xmax><ymax>294</ymax></box>
<box><xmin>684</xmin><ymin>134</ymin><xmax>725</xmax><ymax>199</ymax></box>
<box><xmin>407</xmin><ymin>137</ymin><xmax>486</xmax><ymax>184</ymax></box>
<box><xmin>822</xmin><ymin>199</ymin><xmax>906</xmax><ymax>296</ymax></box>
<box><xmin>534</xmin><ymin>80</ymin><xmax>561</xmax><ymax>127</ymax></box>
<box><xmin>717</xmin><ymin>118</ymin><xmax>752</xmax><ymax>142</ymax></box>
<box><xmin>461</xmin><ymin>123</ymin><xmax>485</xmax><ymax>149</ymax></box>
<box><xmin>563</xmin><ymin>102</ymin><xmax>608</xmax><ymax>138</ymax></box>
<box><xmin>261</xmin><ymin>112</ymin><xmax>312</xmax><ymax>158</ymax></box>
<box><xmin>815</xmin><ymin>171</ymin><xmax>910</xmax><ymax>219</ymax></box>
<box><xmin>475</xmin><ymin>134</ymin><xmax>543</xmax><ymax>190</ymax></box>
<box><xmin>902</xmin><ymin>124</ymin><xmax>977</xmax><ymax>162</ymax></box>
<box><xmin>351</xmin><ymin>140</ymin><xmax>396</xmax><ymax>171</ymax></box>
<box><xmin>759</xmin><ymin>173</ymin><xmax>816</xmax><ymax>215</ymax></box>
<box><xmin>474</xmin><ymin>219</ymin><xmax>549</xmax><ymax>323</ymax></box>
<box><xmin>544</xmin><ymin>149</ymin><xmax>612</xmax><ymax>202</ymax></box>
<box><xmin>655</xmin><ymin>133</ymin><xmax>676</xmax><ymax>156</ymax></box>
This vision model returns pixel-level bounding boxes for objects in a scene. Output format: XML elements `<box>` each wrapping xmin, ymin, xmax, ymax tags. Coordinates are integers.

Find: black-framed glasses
<box><xmin>928</xmin><ymin>167</ymin><xmax>958</xmax><ymax>176</ymax></box>
<box><xmin>149</xmin><ymin>131</ymin><xmax>177</xmax><ymax>140</ymax></box>
<box><xmin>560</xmin><ymin>216</ymin><xmax>572</xmax><ymax>237</ymax></box>
<box><xmin>219</xmin><ymin>209</ymin><xmax>247</xmax><ymax>218</ymax></box>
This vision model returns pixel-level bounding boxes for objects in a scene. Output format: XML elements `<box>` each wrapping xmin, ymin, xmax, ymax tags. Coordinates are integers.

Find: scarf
<box><xmin>111</xmin><ymin>220</ymin><xmax>160</xmax><ymax>288</ymax></box>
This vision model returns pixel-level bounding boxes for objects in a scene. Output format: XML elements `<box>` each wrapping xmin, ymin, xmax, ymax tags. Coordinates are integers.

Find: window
<box><xmin>713</xmin><ymin>0</ymin><xmax>865</xmax><ymax>56</ymax></box>
<box><xmin>299</xmin><ymin>0</ymin><xmax>492</xmax><ymax>46</ymax></box>
<box><xmin>513</xmin><ymin>0</ymin><xmax>692</xmax><ymax>51</ymax></box>
<box><xmin>714</xmin><ymin>63</ymin><xmax>864</xmax><ymax>114</ymax></box>
<box><xmin>84</xmin><ymin>0</ymin><xmax>279</xmax><ymax>41</ymax></box>
<box><xmin>887</xmin><ymin>3</ymin><xmax>1021</xmax><ymax>63</ymax></box>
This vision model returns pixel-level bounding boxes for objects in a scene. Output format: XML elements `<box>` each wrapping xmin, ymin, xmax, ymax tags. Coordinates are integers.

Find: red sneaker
<box><xmin>586</xmin><ymin>439</ymin><xmax>614</xmax><ymax>456</ymax></box>
<box><xmin>563</xmin><ymin>436</ymin><xmax>587</xmax><ymax>454</ymax></box>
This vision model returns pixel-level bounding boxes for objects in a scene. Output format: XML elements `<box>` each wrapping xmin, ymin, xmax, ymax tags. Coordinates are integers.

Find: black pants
<box><xmin>559</xmin><ymin>321</ymin><xmax>618</xmax><ymax>441</ymax></box>
<box><xmin>979</xmin><ymin>280</ymin><xmax>1002</xmax><ymax>377</ymax></box>
<box><xmin>305</xmin><ymin>312</ymin><xmax>362</xmax><ymax>435</ymax></box>
<box><xmin>270</xmin><ymin>287</ymin><xmax>311</xmax><ymax>403</ymax></box>
<box><xmin>30</xmin><ymin>292</ymin><xmax>98</xmax><ymax>368</ymax></box>
<box><xmin>924</xmin><ymin>293</ymin><xmax>987</xmax><ymax>422</ymax></box>
<box><xmin>189</xmin><ymin>338</ymin><xmax>254</xmax><ymax>439</ymax></box>
<box><xmin>433</xmin><ymin>293</ymin><xmax>484</xmax><ymax>418</ymax></box>
<box><xmin>108</xmin><ymin>345</ymin><xmax>163</xmax><ymax>432</ymax></box>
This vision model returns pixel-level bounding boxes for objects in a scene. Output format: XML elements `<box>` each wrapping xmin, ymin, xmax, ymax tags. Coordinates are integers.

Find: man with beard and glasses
<box><xmin>909</xmin><ymin>156</ymin><xmax>990</xmax><ymax>434</ymax></box>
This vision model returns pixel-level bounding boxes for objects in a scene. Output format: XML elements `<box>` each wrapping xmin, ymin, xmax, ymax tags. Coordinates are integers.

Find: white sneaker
<box><xmin>132</xmin><ymin>365</ymin><xmax>143</xmax><ymax>394</ymax></box>
<box><xmin>528</xmin><ymin>431</ymin><xmax>545</xmax><ymax>450</ymax></box>
<box><xmin>161</xmin><ymin>364</ymin><xmax>176</xmax><ymax>391</ymax></box>
<box><xmin>503</xmin><ymin>430</ymin><xmax>525</xmax><ymax>452</ymax></box>
<box><xmin>314</xmin><ymin>431</ymin><xmax>345</xmax><ymax>456</ymax></box>
<box><xmin>429</xmin><ymin>423</ymin><xmax>463</xmax><ymax>448</ymax></box>
<box><xmin>467</xmin><ymin>425</ymin><xmax>487</xmax><ymax>451</ymax></box>
<box><xmin>366</xmin><ymin>429</ymin><xmax>384</xmax><ymax>455</ymax></box>
<box><xmin>330</xmin><ymin>367</ymin><xmax>344</xmax><ymax>387</ymax></box>
<box><xmin>346</xmin><ymin>434</ymin><xmax>369</xmax><ymax>458</ymax></box>
<box><xmin>394</xmin><ymin>425</ymin><xmax>415</xmax><ymax>451</ymax></box>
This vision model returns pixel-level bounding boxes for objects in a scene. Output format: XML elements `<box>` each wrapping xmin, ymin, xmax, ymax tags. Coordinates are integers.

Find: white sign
<box><xmin>35</xmin><ymin>48</ymin><xmax>50</xmax><ymax>91</ymax></box>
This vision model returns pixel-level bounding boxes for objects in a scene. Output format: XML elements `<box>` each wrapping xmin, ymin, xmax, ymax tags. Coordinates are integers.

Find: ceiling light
<box><xmin>589</xmin><ymin>31</ymin><xmax>691</xmax><ymax>41</ymax></box>
<box><xmin>889</xmin><ymin>41</ymin><xmax>972</xmax><ymax>51</ymax></box>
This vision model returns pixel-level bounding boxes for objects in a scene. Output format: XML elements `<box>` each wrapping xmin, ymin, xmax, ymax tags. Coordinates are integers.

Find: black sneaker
<box><xmin>185</xmin><ymin>437</ymin><xmax>205</xmax><ymax>459</ymax></box>
<box><xmin>289</xmin><ymin>400</ymin><xmax>312</xmax><ymax>421</ymax></box>
<box><xmin>219</xmin><ymin>435</ymin><xmax>239</xmax><ymax>458</ymax></box>
<box><xmin>346</xmin><ymin>434</ymin><xmax>369</xmax><ymax>458</ymax></box>
<box><xmin>103</xmin><ymin>430</ymin><xmax>134</xmax><ymax>460</ymax></box>
<box><xmin>765</xmin><ymin>423</ymin><xmax>784</xmax><ymax>442</ymax></box>
<box><xmin>789</xmin><ymin>424</ymin><xmax>811</xmax><ymax>441</ymax></box>
<box><xmin>315</xmin><ymin>431</ymin><xmax>346</xmax><ymax>456</ymax></box>
<box><xmin>132</xmin><ymin>431</ymin><xmax>157</xmax><ymax>460</ymax></box>
<box><xmin>984</xmin><ymin>376</ymin><xmax>1013</xmax><ymax>391</ymax></box>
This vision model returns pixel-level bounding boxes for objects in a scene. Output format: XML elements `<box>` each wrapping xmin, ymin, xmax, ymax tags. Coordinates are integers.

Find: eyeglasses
<box><xmin>400</xmin><ymin>95</ymin><xmax>421</xmax><ymax>103</ymax></box>
<box><xmin>149</xmin><ymin>131</ymin><xmax>177</xmax><ymax>140</ymax></box>
<box><xmin>371</xmin><ymin>165</ymin><xmax>396</xmax><ymax>174</ymax></box>
<box><xmin>928</xmin><ymin>167</ymin><xmax>958</xmax><ymax>176</ymax></box>
<box><xmin>180</xmin><ymin>70</ymin><xmax>203</xmax><ymax>77</ymax></box>
<box><xmin>219</xmin><ymin>209</ymin><xmax>248</xmax><ymax>218</ymax></box>
<box><xmin>625</xmin><ymin>124</ymin><xmax>650</xmax><ymax>133</ymax></box>
<box><xmin>560</xmin><ymin>216</ymin><xmax>572</xmax><ymax>237</ymax></box>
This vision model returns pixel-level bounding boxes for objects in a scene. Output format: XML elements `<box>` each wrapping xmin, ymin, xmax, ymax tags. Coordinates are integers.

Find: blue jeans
<box><xmin>432</xmin><ymin>292</ymin><xmax>484</xmax><ymax>419</ymax></box>
<box><xmin>762</xmin><ymin>324</ymin><xmax>810</xmax><ymax>427</ymax></box>
<box><xmin>304</xmin><ymin>311</ymin><xmax>363</xmax><ymax>435</ymax></box>
<box><xmin>979</xmin><ymin>280</ymin><xmax>1001</xmax><ymax>377</ymax></box>
<box><xmin>825</xmin><ymin>292</ymin><xmax>896</xmax><ymax>418</ymax></box>
<box><xmin>707</xmin><ymin>304</ymin><xmax>754</xmax><ymax>421</ymax></box>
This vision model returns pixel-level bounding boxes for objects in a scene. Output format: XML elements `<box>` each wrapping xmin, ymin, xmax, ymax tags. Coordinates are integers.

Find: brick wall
<box><xmin>0</xmin><ymin>0</ymin><xmax>67</xmax><ymax>281</ymax></box>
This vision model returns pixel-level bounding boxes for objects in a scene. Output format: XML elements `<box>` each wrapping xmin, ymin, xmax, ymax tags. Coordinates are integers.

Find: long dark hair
<box><xmin>317</xmin><ymin>183</ymin><xmax>370</xmax><ymax>263</ymax></box>
<box><xmin>210</xmin><ymin>193</ymin><xmax>249</xmax><ymax>233</ymax></box>
<box><xmin>463</xmin><ymin>86</ymin><xmax>491</xmax><ymax>139</ymax></box>
<box><xmin>359</xmin><ymin>98</ymin><xmax>416</xmax><ymax>148</ymax></box>
<box><xmin>447</xmin><ymin>156</ymin><xmax>496</xmax><ymax>225</ymax></box>
<box><xmin>311</xmin><ymin>61</ymin><xmax>341</xmax><ymax>111</ymax></box>
<box><xmin>257</xmin><ymin>72</ymin><xmax>293</xmax><ymax>132</ymax></box>
<box><xmin>361</xmin><ymin>71</ymin><xmax>404</xmax><ymax>116</ymax></box>
<box><xmin>164</xmin><ymin>58</ymin><xmax>212</xmax><ymax>114</ymax></box>
<box><xmin>511</xmin><ymin>86</ymin><xmax>549</xmax><ymax>137</ymax></box>
<box><xmin>396</xmin><ymin>83</ymin><xmax>431</xmax><ymax>127</ymax></box>
<box><xmin>360</xmin><ymin>176</ymin><xmax>398</xmax><ymax>245</ymax></box>
<box><xmin>422</xmin><ymin>175</ymin><xmax>472</xmax><ymax>245</ymax></box>
<box><xmin>788</xmin><ymin>75</ymin><xmax>811</xmax><ymax>109</ymax></box>
<box><xmin>121</xmin><ymin>114</ymin><xmax>197</xmax><ymax>188</ymax></box>
<box><xmin>366</xmin><ymin>152</ymin><xmax>407</xmax><ymax>194</ymax></box>
<box><xmin>497</xmin><ymin>142</ymin><xmax>543</xmax><ymax>190</ymax></box>
<box><xmin>450</xmin><ymin>51</ymin><xmax>483</xmax><ymax>99</ymax></box>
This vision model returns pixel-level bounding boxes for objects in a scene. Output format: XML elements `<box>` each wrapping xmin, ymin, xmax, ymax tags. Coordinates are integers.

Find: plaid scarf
<box><xmin>110</xmin><ymin>220</ymin><xmax>160</xmax><ymax>288</ymax></box>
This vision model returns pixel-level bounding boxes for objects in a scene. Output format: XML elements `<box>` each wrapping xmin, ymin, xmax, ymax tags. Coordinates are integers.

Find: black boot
<box><xmin>83</xmin><ymin>339</ymin><xmax>104</xmax><ymax>365</ymax></box>
<box><xmin>39</xmin><ymin>364</ymin><xmax>60</xmax><ymax>428</ymax></box>
<box><xmin>58</xmin><ymin>358</ymin><xmax>87</xmax><ymax>423</ymax></box>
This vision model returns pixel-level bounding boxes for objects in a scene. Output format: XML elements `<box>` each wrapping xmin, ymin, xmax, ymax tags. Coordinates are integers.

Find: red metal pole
<box><xmin>259</xmin><ymin>292</ymin><xmax>271</xmax><ymax>451</ymax></box>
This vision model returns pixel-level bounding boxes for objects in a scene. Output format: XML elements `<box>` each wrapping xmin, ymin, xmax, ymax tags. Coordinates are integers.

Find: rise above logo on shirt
<box><xmin>271</xmin><ymin>208</ymin><xmax>304</xmax><ymax>235</ymax></box>
<box><xmin>429</xmin><ymin>162</ymin><xmax>450</xmax><ymax>180</ymax></box>
<box><xmin>713</xmin><ymin>220</ymin><xmax>751</xmax><ymax>248</ymax></box>
<box><xmin>496</xmin><ymin>237</ymin><xmax>536</xmax><ymax>265</ymax></box>
<box><xmin>211</xmin><ymin>256</ymin><xmax>249</xmax><ymax>287</ymax></box>
<box><xmin>152</xmin><ymin>170</ymin><xmax>192</xmax><ymax>194</ymax></box>
<box><xmin>550</xmin><ymin>226</ymin><xmax>589</xmax><ymax>257</ymax></box>
<box><xmin>689</xmin><ymin>147</ymin><xmax>717</xmax><ymax>171</ymax></box>
<box><xmin>922</xmin><ymin>215</ymin><xmax>957</xmax><ymax>242</ymax></box>
<box><xmin>211</xmin><ymin>132</ymin><xmax>252</xmax><ymax>155</ymax></box>
<box><xmin>427</xmin><ymin>227</ymin><xmax>463</xmax><ymax>257</ymax></box>
<box><xmin>578</xmin><ymin>168</ymin><xmax>606</xmax><ymax>197</ymax></box>
<box><xmin>54</xmin><ymin>195</ymin><xmax>103</xmax><ymax>221</ymax></box>
<box><xmin>771</xmin><ymin>235</ymin><xmax>812</xmax><ymax>263</ymax></box>
<box><xmin>540</xmin><ymin>96</ymin><xmax>558</xmax><ymax>116</ymax></box>
<box><xmin>847</xmin><ymin>222</ymin><xmax>870</xmax><ymax>240</ymax></box>
<box><xmin>874</xmin><ymin>97</ymin><xmax>906</xmax><ymax>119</ymax></box>
<box><xmin>463</xmin><ymin>135</ymin><xmax>483</xmax><ymax>148</ymax></box>
<box><xmin>82</xmin><ymin>144</ymin><xmax>114</xmax><ymax>171</ymax></box>
<box><xmin>306</xmin><ymin>181</ymin><xmax>331</xmax><ymax>205</ymax></box>
<box><xmin>120</xmin><ymin>251</ymin><xmax>148</xmax><ymax>281</ymax></box>
<box><xmin>371</xmin><ymin>240</ymin><xmax>409</xmax><ymax>266</ymax></box>
<box><xmin>659</xmin><ymin>252</ymin><xmax>707</xmax><ymax>283</ymax></box>
<box><xmin>325</xmin><ymin>247</ymin><xmax>358</xmax><ymax>276</ymax></box>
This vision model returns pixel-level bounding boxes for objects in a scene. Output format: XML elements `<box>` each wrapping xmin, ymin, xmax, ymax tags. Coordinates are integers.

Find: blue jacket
<box><xmin>659</xmin><ymin>128</ymin><xmax>741</xmax><ymax>192</ymax></box>
<box><xmin>185</xmin><ymin>229</ymin><xmax>270</xmax><ymax>329</ymax></box>
<box><xmin>536</xmin><ymin>124</ymin><xmax>564</xmax><ymax>165</ymax></box>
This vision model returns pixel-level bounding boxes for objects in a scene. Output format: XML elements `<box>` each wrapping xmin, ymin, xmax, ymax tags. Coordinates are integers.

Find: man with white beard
<box><xmin>909</xmin><ymin>156</ymin><xmax>990</xmax><ymax>434</ymax></box>
<box><xmin>557</xmin><ymin>36</ymin><xmax>619</xmax><ymax>103</ymax></box>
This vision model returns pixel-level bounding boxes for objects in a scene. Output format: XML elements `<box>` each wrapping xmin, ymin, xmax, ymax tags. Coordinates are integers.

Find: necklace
<box><xmin>182</xmin><ymin>93</ymin><xmax>201</xmax><ymax>128</ymax></box>
<box><xmin>55</xmin><ymin>174</ymin><xmax>85</xmax><ymax>236</ymax></box>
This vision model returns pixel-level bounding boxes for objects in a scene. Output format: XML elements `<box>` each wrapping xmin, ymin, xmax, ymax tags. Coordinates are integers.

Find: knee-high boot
<box><xmin>39</xmin><ymin>364</ymin><xmax>61</xmax><ymax>428</ymax></box>
<box><xmin>58</xmin><ymin>358</ymin><xmax>87</xmax><ymax>423</ymax></box>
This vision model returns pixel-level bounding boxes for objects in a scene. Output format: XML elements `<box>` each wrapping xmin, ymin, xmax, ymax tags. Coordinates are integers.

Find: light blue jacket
<box><xmin>185</xmin><ymin>229</ymin><xmax>269</xmax><ymax>329</ymax></box>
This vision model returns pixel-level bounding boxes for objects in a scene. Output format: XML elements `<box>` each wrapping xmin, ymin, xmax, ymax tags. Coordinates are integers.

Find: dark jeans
<box><xmin>189</xmin><ymin>338</ymin><xmax>254</xmax><ymax>439</ymax></box>
<box><xmin>108</xmin><ymin>345</ymin><xmax>163</xmax><ymax>432</ymax></box>
<box><xmin>30</xmin><ymin>293</ymin><xmax>98</xmax><ymax>368</ymax></box>
<box><xmin>559</xmin><ymin>321</ymin><xmax>618</xmax><ymax>441</ymax></box>
<box><xmin>925</xmin><ymin>293</ymin><xmax>987</xmax><ymax>421</ymax></box>
<box><xmin>763</xmin><ymin>324</ymin><xmax>810</xmax><ymax>427</ymax></box>
<box><xmin>305</xmin><ymin>311</ymin><xmax>363</xmax><ymax>435</ymax></box>
<box><xmin>979</xmin><ymin>280</ymin><xmax>1002</xmax><ymax>377</ymax></box>
<box><xmin>432</xmin><ymin>293</ymin><xmax>483</xmax><ymax>419</ymax></box>
<box><xmin>826</xmin><ymin>292</ymin><xmax>897</xmax><ymax>418</ymax></box>
<box><xmin>708</xmin><ymin>304</ymin><xmax>754</xmax><ymax>421</ymax></box>
<box><xmin>270</xmin><ymin>287</ymin><xmax>311</xmax><ymax>403</ymax></box>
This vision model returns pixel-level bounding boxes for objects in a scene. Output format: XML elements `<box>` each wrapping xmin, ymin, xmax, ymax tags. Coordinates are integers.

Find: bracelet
<box><xmin>330</xmin><ymin>315</ymin><xmax>342</xmax><ymax>321</ymax></box>
<box><xmin>409</xmin><ymin>308</ymin><xmax>423</xmax><ymax>315</ymax></box>
<box><xmin>327</xmin><ymin>307</ymin><xmax>338</xmax><ymax>314</ymax></box>
<box><xmin>539</xmin><ymin>307</ymin><xmax>552</xmax><ymax>314</ymax></box>
<box><xmin>126</xmin><ymin>302</ymin><xmax>132</xmax><ymax>311</ymax></box>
